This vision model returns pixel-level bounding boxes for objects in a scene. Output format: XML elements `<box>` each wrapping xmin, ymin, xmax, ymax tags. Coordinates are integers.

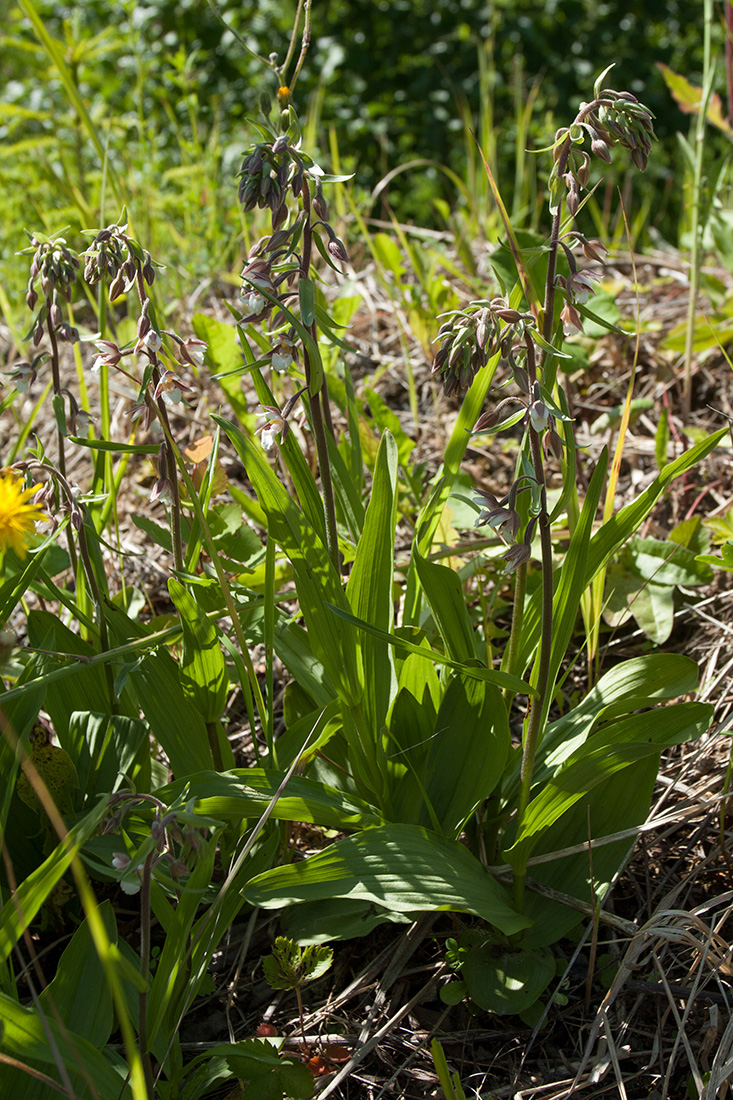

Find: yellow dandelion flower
<box><xmin>0</xmin><ymin>473</ymin><xmax>46</xmax><ymax>559</ymax></box>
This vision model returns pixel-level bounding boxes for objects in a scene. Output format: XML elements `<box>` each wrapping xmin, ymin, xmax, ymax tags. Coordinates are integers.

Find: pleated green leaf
<box><xmin>346</xmin><ymin>430</ymin><xmax>398</xmax><ymax>733</ymax></box>
<box><xmin>244</xmin><ymin>823</ymin><xmax>529</xmax><ymax>936</ymax></box>
<box><xmin>38</xmin><ymin>900</ymin><xmax>118</xmax><ymax>1049</ymax></box>
<box><xmin>0</xmin><ymin>991</ymin><xmax>132</xmax><ymax>1100</ymax></box>
<box><xmin>157</xmin><ymin>768</ymin><xmax>385</xmax><ymax>830</ymax></box>
<box><xmin>413</xmin><ymin>540</ymin><xmax>477</xmax><ymax>663</ymax></box>
<box><xmin>216</xmin><ymin>416</ymin><xmax>363</xmax><ymax>708</ymax></box>
<box><xmin>505</xmin><ymin>701</ymin><xmax>712</xmax><ymax>868</ymax></box>
<box><xmin>392</xmin><ymin>675</ymin><xmax>509</xmax><ymax>837</ymax></box>
<box><xmin>169</xmin><ymin>578</ymin><xmax>229</xmax><ymax>724</ymax></box>
<box><xmin>509</xmin><ymin>428</ymin><xmax>727</xmax><ymax>676</ymax></box>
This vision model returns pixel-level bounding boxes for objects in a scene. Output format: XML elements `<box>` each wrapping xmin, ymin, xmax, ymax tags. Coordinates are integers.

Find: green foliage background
<box><xmin>0</xmin><ymin>0</ymin><xmax>725</xmax><ymax>301</ymax></box>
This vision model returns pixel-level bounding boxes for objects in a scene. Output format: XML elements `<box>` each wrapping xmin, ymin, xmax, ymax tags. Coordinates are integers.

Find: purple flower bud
<box><xmin>591</xmin><ymin>137</ymin><xmax>612</xmax><ymax>163</ymax></box>
<box><xmin>327</xmin><ymin>236</ymin><xmax>349</xmax><ymax>264</ymax></box>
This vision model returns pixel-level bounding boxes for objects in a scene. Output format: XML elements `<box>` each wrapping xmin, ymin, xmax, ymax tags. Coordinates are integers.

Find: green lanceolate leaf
<box><xmin>244</xmin><ymin>823</ymin><xmax>529</xmax><ymax>936</ymax></box>
<box><xmin>346</xmin><ymin>430</ymin><xmax>398</xmax><ymax>734</ymax></box>
<box><xmin>299</xmin><ymin>274</ymin><xmax>316</xmax><ymax>326</ymax></box>
<box><xmin>504</xmin><ymin>701</ymin><xmax>713</xmax><ymax>869</ymax></box>
<box><xmin>0</xmin><ymin>990</ymin><xmax>133</xmax><ymax>1099</ymax></box>
<box><xmin>157</xmin><ymin>767</ymin><xmax>385</xmax><ymax>830</ymax></box>
<box><xmin>412</xmin><ymin>538</ymin><xmax>477</xmax><ymax>663</ymax></box>
<box><xmin>391</xmin><ymin>673</ymin><xmax>510</xmax><ymax>837</ymax></box>
<box><xmin>511</xmin><ymin>428</ymin><xmax>727</xmax><ymax>677</ymax></box>
<box><xmin>404</xmin><ymin>352</ymin><xmax>500</xmax><ymax>625</ymax></box>
<box><xmin>169</xmin><ymin>578</ymin><xmax>229</xmax><ymax>724</ymax></box>
<box><xmin>215</xmin><ymin>416</ymin><xmax>363</xmax><ymax>709</ymax></box>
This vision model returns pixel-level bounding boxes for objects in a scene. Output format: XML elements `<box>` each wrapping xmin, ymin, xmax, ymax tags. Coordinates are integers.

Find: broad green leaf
<box><xmin>346</xmin><ymin>430</ymin><xmax>398</xmax><ymax>734</ymax></box>
<box><xmin>157</xmin><ymin>768</ymin><xmax>385</xmax><ymax>829</ymax></box>
<box><xmin>169</xmin><ymin>578</ymin><xmax>229</xmax><ymax>725</ymax></box>
<box><xmin>244</xmin><ymin>823</ymin><xmax>529</xmax><ymax>936</ymax></box>
<box><xmin>392</xmin><ymin>674</ymin><xmax>509</xmax><ymax>837</ymax></box>
<box><xmin>102</xmin><ymin>607</ymin><xmax>213</xmax><ymax>777</ymax></box>
<box><xmin>214</xmin><ymin>417</ymin><xmax>363</xmax><ymax>709</ymax></box>
<box><xmin>536</xmin><ymin>653</ymin><xmax>700</xmax><ymax>781</ymax></box>
<box><xmin>182</xmin><ymin>1040</ymin><xmax>313</xmax><ymax>1100</ymax></box>
<box><xmin>604</xmin><ymin>571</ymin><xmax>674</xmax><ymax>643</ymax></box>
<box><xmin>505</xmin><ymin>701</ymin><xmax>712</xmax><ymax>868</ymax></box>
<box><xmin>38</xmin><ymin>901</ymin><xmax>117</xmax><ymax>1048</ymax></box>
<box><xmin>413</xmin><ymin>540</ymin><xmax>477</xmax><ymax>663</ymax></box>
<box><xmin>0</xmin><ymin>990</ymin><xmax>132</xmax><ymax>1100</ymax></box>
<box><xmin>26</xmin><ymin>611</ymin><xmax>115</xmax><ymax>749</ymax></box>
<box><xmin>621</xmin><ymin>536</ymin><xmax>713</xmax><ymax>586</ymax></box>
<box><xmin>281</xmin><ymin>897</ymin><xmax>411</xmax><ymax>944</ymax></box>
<box><xmin>0</xmin><ymin>684</ymin><xmax>44</xmax><ymax>838</ymax></box>
<box><xmin>461</xmin><ymin>941</ymin><xmax>555</xmax><ymax>1014</ymax></box>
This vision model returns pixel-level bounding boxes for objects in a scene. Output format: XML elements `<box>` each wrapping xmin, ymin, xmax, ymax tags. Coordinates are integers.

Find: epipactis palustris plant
<box><xmin>432</xmin><ymin>66</ymin><xmax>655</xmax><ymax>907</ymax></box>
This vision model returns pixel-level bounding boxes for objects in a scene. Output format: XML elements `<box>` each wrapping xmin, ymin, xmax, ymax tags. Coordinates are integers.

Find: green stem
<box><xmin>513</xmin><ymin>337</ymin><xmax>554</xmax><ymax>911</ymax></box>
<box><xmin>46</xmin><ymin>316</ymin><xmax>79</xmax><ymax>583</ymax></box>
<box><xmin>138</xmin><ymin>849</ymin><xmax>156</xmax><ymax>1098</ymax></box>
<box><xmin>205</xmin><ymin>721</ymin><xmax>224</xmax><ymax>771</ymax></box>
<box><xmin>156</xmin><ymin>415</ymin><xmax>268</xmax><ymax>737</ymax></box>
<box><xmin>300</xmin><ymin>177</ymin><xmax>340</xmax><ymax>572</ymax></box>
<box><xmin>682</xmin><ymin>0</ymin><xmax>713</xmax><ymax>421</ymax></box>
<box><xmin>502</xmin><ymin>560</ymin><xmax>527</xmax><ymax>709</ymax></box>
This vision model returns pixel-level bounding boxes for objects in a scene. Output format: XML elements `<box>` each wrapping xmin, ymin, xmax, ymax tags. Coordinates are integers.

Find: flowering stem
<box><xmin>540</xmin><ymin>101</ymin><xmax>599</xmax><ymax>348</ymax></box>
<box><xmin>153</xmin><ymin>377</ymin><xmax>185</xmax><ymax>574</ymax></box>
<box><xmin>134</xmin><ymin>267</ymin><xmax>184</xmax><ymax>574</ymax></box>
<box><xmin>502</xmin><ymin>558</ymin><xmax>527</xmax><ymax>707</ymax></box>
<box><xmin>46</xmin><ymin>317</ymin><xmax>79</xmax><ymax>581</ymax></box>
<box><xmin>514</xmin><ymin>336</ymin><xmax>554</xmax><ymax>912</ymax></box>
<box><xmin>300</xmin><ymin>177</ymin><xmax>340</xmax><ymax>572</ymax></box>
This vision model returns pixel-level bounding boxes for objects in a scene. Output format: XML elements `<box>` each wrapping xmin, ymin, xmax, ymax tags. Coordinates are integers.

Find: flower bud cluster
<box><xmin>431</xmin><ymin>299</ymin><xmax>534</xmax><ymax>397</ymax></box>
<box><xmin>25</xmin><ymin>235</ymin><xmax>79</xmax><ymax>313</ymax></box>
<box><xmin>23</xmin><ymin>234</ymin><xmax>80</xmax><ymax>346</ymax></box>
<box><xmin>238</xmin><ymin>137</ymin><xmax>305</xmax><ymax>231</ymax></box>
<box><xmin>83</xmin><ymin>223</ymin><xmax>155</xmax><ymax>297</ymax></box>
<box><xmin>548</xmin><ymin>81</ymin><xmax>655</xmax><ymax>216</ymax></box>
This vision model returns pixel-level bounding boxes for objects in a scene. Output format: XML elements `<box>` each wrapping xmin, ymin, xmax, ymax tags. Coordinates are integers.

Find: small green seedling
<box><xmin>263</xmin><ymin>937</ymin><xmax>334</xmax><ymax>1051</ymax></box>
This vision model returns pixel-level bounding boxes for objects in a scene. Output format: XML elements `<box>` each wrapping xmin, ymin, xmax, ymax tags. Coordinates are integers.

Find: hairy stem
<box><xmin>514</xmin><ymin>337</ymin><xmax>554</xmax><ymax>911</ymax></box>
